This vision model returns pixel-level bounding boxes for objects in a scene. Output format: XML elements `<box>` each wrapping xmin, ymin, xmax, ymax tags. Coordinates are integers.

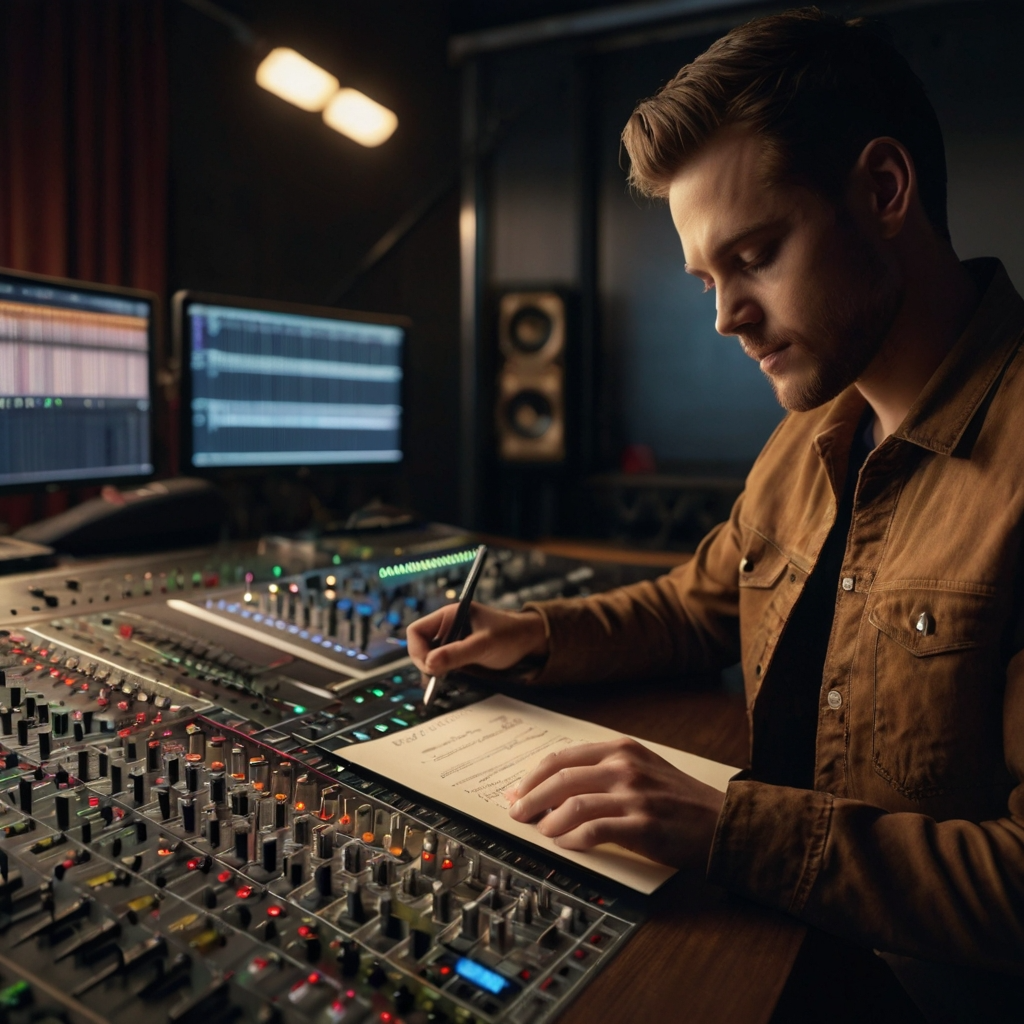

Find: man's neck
<box><xmin>858</xmin><ymin>244</ymin><xmax>980</xmax><ymax>446</ymax></box>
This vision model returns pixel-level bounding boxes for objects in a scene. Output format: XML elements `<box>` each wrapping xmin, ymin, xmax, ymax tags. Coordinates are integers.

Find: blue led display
<box><xmin>454</xmin><ymin>958</ymin><xmax>511</xmax><ymax>996</ymax></box>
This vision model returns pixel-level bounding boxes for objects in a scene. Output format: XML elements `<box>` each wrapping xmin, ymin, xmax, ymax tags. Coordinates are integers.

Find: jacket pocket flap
<box><xmin>737</xmin><ymin>534</ymin><xmax>789</xmax><ymax>589</ymax></box>
<box><xmin>868</xmin><ymin>589</ymin><xmax>995</xmax><ymax>656</ymax></box>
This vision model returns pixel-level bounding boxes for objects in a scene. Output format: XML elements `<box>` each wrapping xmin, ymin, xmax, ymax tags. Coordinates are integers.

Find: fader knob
<box><xmin>338</xmin><ymin>939</ymin><xmax>361</xmax><ymax>977</ymax></box>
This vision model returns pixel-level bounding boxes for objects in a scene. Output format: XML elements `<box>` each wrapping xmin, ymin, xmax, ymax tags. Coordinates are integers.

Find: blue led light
<box><xmin>454</xmin><ymin>958</ymin><xmax>510</xmax><ymax>996</ymax></box>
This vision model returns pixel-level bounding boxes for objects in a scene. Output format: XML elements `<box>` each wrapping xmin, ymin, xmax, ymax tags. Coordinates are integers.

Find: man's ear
<box><xmin>850</xmin><ymin>137</ymin><xmax>915</xmax><ymax>240</ymax></box>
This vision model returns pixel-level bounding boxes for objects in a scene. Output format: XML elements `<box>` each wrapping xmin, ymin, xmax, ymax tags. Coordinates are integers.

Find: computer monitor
<box><xmin>175</xmin><ymin>292</ymin><xmax>408</xmax><ymax>472</ymax></box>
<box><xmin>0</xmin><ymin>268</ymin><xmax>155</xmax><ymax>490</ymax></box>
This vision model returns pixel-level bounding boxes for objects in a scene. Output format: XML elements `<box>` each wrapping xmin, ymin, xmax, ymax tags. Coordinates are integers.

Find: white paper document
<box><xmin>337</xmin><ymin>694</ymin><xmax>740</xmax><ymax>894</ymax></box>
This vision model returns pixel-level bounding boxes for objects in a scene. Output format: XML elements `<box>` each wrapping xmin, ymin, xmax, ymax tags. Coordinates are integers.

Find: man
<box><xmin>409</xmin><ymin>7</ymin><xmax>1024</xmax><ymax>1018</ymax></box>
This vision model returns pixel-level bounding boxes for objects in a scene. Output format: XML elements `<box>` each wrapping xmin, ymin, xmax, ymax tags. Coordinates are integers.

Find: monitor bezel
<box><xmin>174</xmin><ymin>290</ymin><xmax>411</xmax><ymax>479</ymax></box>
<box><xmin>0</xmin><ymin>265</ymin><xmax>158</xmax><ymax>495</ymax></box>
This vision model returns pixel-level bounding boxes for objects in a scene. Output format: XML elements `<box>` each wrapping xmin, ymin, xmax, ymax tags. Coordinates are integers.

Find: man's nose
<box><xmin>715</xmin><ymin>288</ymin><xmax>762</xmax><ymax>337</ymax></box>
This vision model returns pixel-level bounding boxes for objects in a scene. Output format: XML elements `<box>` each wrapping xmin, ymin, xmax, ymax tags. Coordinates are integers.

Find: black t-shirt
<box><xmin>750</xmin><ymin>411</ymin><xmax>876</xmax><ymax>790</ymax></box>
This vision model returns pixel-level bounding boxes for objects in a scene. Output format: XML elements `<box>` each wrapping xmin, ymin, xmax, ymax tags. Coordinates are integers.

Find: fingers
<box><xmin>420</xmin><ymin>629</ymin><xmax>491</xmax><ymax>676</ymax></box>
<box><xmin>509</xmin><ymin>760</ymin><xmax>621</xmax><ymax>824</ymax></box>
<box><xmin>406</xmin><ymin>605</ymin><xmax>458</xmax><ymax>672</ymax></box>
<box><xmin>533</xmin><ymin>793</ymin><xmax>625</xmax><ymax>839</ymax></box>
<box><xmin>552</xmin><ymin>816</ymin><xmax>652</xmax><ymax>854</ymax></box>
<box><xmin>510</xmin><ymin>741</ymin><xmax>636</xmax><ymax>805</ymax></box>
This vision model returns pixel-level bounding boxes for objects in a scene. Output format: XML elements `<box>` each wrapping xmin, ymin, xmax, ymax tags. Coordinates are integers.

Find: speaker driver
<box><xmin>506</xmin><ymin>389</ymin><xmax>553</xmax><ymax>438</ymax></box>
<box><xmin>508</xmin><ymin>306</ymin><xmax>553</xmax><ymax>354</ymax></box>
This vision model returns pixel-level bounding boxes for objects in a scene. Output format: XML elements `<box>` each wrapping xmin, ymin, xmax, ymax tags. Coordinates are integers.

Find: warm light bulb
<box><xmin>256</xmin><ymin>47</ymin><xmax>339</xmax><ymax>112</ymax></box>
<box><xmin>322</xmin><ymin>88</ymin><xmax>398</xmax><ymax>147</ymax></box>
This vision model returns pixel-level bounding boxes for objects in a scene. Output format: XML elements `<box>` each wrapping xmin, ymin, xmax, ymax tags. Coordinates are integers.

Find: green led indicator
<box><xmin>272</xmin><ymin>565</ymin><xmax>283</xmax><ymax>578</ymax></box>
<box><xmin>371</xmin><ymin>688</ymin><xmax>384</xmax><ymax>698</ymax></box>
<box><xmin>332</xmin><ymin>554</ymin><xmax>341</xmax><ymax>565</ymax></box>
<box><xmin>353</xmin><ymin>695</ymin><xmax>365</xmax><ymax>704</ymax></box>
<box><xmin>378</xmin><ymin>547</ymin><xmax>477</xmax><ymax>581</ymax></box>
<box><xmin>44</xmin><ymin>398</ymin><xmax>52</xmax><ymax>408</ymax></box>
<box><xmin>55</xmin><ymin>397</ymin><xmax>62</xmax><ymax>406</ymax></box>
<box><xmin>292</xmin><ymin>705</ymin><xmax>306</xmax><ymax>714</ymax></box>
<box><xmin>392</xmin><ymin>675</ymin><xmax>403</xmax><ymax>683</ymax></box>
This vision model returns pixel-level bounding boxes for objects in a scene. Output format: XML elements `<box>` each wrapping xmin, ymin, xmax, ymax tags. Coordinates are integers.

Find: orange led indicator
<box><xmin>362</xmin><ymin>831</ymin><xmax>375</xmax><ymax>843</ymax></box>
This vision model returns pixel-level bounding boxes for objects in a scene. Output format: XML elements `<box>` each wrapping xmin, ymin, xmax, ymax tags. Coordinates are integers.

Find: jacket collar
<box><xmin>894</xmin><ymin>258</ymin><xmax>1024</xmax><ymax>456</ymax></box>
<box><xmin>812</xmin><ymin>259</ymin><xmax>1024</xmax><ymax>478</ymax></box>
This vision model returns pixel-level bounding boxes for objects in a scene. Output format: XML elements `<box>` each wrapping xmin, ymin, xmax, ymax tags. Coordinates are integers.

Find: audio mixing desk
<box><xmin>0</xmin><ymin>529</ymin><xmax>803</xmax><ymax>1024</ymax></box>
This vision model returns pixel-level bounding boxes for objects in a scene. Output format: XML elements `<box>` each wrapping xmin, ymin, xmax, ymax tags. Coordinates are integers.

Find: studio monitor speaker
<box><xmin>495</xmin><ymin>291</ymin><xmax>567</xmax><ymax>462</ymax></box>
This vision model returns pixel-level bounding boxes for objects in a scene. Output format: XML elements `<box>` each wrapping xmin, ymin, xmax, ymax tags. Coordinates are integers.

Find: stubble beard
<box><xmin>750</xmin><ymin>236</ymin><xmax>904</xmax><ymax>413</ymax></box>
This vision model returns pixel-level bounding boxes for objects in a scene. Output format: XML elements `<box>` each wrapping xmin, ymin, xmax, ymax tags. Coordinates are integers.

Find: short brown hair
<box><xmin>622</xmin><ymin>7</ymin><xmax>949</xmax><ymax>239</ymax></box>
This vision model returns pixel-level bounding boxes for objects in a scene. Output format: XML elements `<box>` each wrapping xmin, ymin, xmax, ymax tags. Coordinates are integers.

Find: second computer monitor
<box><xmin>176</xmin><ymin>292</ymin><xmax>407</xmax><ymax>472</ymax></box>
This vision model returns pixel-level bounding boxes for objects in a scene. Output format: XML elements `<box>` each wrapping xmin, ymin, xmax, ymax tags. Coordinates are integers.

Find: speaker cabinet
<box><xmin>495</xmin><ymin>291</ymin><xmax>567</xmax><ymax>462</ymax></box>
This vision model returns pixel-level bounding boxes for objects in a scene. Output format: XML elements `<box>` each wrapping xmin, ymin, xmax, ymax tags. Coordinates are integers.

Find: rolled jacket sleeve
<box><xmin>523</xmin><ymin>494</ymin><xmax>746</xmax><ymax>687</ymax></box>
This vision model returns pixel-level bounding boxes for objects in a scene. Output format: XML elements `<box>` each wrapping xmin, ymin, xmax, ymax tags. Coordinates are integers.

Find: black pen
<box><xmin>422</xmin><ymin>544</ymin><xmax>488</xmax><ymax>709</ymax></box>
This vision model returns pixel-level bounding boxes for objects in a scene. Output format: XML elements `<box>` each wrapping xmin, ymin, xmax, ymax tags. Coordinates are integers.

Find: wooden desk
<box><xmin>523</xmin><ymin>678</ymin><xmax>806</xmax><ymax>1024</ymax></box>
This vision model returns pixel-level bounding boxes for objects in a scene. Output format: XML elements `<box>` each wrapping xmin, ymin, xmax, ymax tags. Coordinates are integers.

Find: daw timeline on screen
<box><xmin>0</xmin><ymin>537</ymin><xmax>659</xmax><ymax>1024</ymax></box>
<box><xmin>186</xmin><ymin>301</ymin><xmax>405</xmax><ymax>470</ymax></box>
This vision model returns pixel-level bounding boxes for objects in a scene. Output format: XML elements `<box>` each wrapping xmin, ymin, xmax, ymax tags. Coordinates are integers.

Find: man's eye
<box><xmin>742</xmin><ymin>243</ymin><xmax>779</xmax><ymax>272</ymax></box>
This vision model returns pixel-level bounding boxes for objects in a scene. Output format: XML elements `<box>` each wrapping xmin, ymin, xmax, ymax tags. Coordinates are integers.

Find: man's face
<box><xmin>668</xmin><ymin>127</ymin><xmax>903</xmax><ymax>411</ymax></box>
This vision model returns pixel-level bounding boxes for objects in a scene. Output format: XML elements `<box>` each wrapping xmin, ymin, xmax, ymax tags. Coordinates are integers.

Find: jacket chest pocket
<box><xmin>738</xmin><ymin>533</ymin><xmax>797</xmax><ymax>696</ymax></box>
<box><xmin>868</xmin><ymin>588</ymin><xmax>1005</xmax><ymax>800</ymax></box>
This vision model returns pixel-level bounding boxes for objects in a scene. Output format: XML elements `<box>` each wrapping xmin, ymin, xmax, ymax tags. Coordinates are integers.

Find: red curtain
<box><xmin>0</xmin><ymin>0</ymin><xmax>169</xmax><ymax>532</ymax></box>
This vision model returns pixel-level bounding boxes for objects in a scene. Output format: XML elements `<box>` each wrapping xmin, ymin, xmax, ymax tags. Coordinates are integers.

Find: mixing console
<box><xmin>0</xmin><ymin>529</ymin><xmax>665</xmax><ymax>1023</ymax></box>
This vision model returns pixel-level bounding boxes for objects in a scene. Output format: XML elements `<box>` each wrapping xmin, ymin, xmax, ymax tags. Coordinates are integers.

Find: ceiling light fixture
<box><xmin>255</xmin><ymin>47</ymin><xmax>339</xmax><ymax>112</ymax></box>
<box><xmin>322</xmin><ymin>88</ymin><xmax>399</xmax><ymax>148</ymax></box>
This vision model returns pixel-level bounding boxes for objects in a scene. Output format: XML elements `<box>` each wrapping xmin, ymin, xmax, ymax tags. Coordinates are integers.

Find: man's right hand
<box><xmin>406</xmin><ymin>603</ymin><xmax>549</xmax><ymax>678</ymax></box>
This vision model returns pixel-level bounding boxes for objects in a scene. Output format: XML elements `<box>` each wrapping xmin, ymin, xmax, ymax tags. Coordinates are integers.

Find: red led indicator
<box><xmin>573</xmin><ymin>949</ymin><xmax>587</xmax><ymax>960</ymax></box>
<box><xmin>49</xmin><ymin>668</ymin><xmax>61</xmax><ymax>678</ymax></box>
<box><xmin>380</xmin><ymin>1014</ymin><xmax>392</xmax><ymax>1023</ymax></box>
<box><xmin>421</xmin><ymin>851</ymin><xmax>435</xmax><ymax>862</ymax></box>
<box><xmin>441</xmin><ymin>858</ymin><xmax>454</xmax><ymax>870</ymax></box>
<box><xmin>307</xmin><ymin>972</ymin><xmax>320</xmax><ymax>985</ymax></box>
<box><xmin>297</xmin><ymin>925</ymin><xmax>314</xmax><ymax>939</ymax></box>
<box><xmin>518</xmin><ymin>969</ymin><xmax>532</xmax><ymax>981</ymax></box>
<box><xmin>217</xmin><ymin>870</ymin><xmax>232</xmax><ymax>883</ymax></box>
<box><xmin>439</xmin><ymin>965</ymin><xmax>452</xmax><ymax>976</ymax></box>
<box><xmin>88</xmin><ymin>796</ymin><xmax>100</xmax><ymax>807</ymax></box>
<box><xmin>235</xmin><ymin>884</ymin><xmax>253</xmax><ymax>899</ymax></box>
<box><xmin>266</xmin><ymin>905</ymin><xmax>283</xmax><ymax>917</ymax></box>
<box><xmin>187</xmin><ymin>857</ymin><xmax>201</xmax><ymax>871</ymax></box>
<box><xmin>589</xmin><ymin>933</ymin><xmax>603</xmax><ymax>944</ymax></box>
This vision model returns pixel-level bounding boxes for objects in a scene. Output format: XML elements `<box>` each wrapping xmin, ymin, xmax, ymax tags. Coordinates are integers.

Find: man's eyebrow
<box><xmin>684</xmin><ymin>217</ymin><xmax>786</xmax><ymax>274</ymax></box>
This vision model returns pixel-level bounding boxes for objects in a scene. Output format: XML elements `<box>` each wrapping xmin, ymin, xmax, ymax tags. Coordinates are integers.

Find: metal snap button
<box><xmin>740</xmin><ymin>557</ymin><xmax>754</xmax><ymax>574</ymax></box>
<box><xmin>914</xmin><ymin>612</ymin><xmax>935</xmax><ymax>635</ymax></box>
<box><xmin>841</xmin><ymin>577</ymin><xmax>855</xmax><ymax>592</ymax></box>
<box><xmin>827</xmin><ymin>689</ymin><xmax>842</xmax><ymax>710</ymax></box>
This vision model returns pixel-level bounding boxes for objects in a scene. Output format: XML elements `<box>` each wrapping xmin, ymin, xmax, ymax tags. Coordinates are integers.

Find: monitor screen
<box><xmin>178</xmin><ymin>294</ymin><xmax>406</xmax><ymax>470</ymax></box>
<box><xmin>0</xmin><ymin>269</ymin><xmax>154</xmax><ymax>488</ymax></box>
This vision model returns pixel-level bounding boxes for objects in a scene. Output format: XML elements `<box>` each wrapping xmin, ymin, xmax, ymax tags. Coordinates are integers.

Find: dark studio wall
<box><xmin>168</xmin><ymin>0</ymin><xmax>463</xmax><ymax>532</ymax></box>
<box><xmin>484</xmin><ymin>0</ymin><xmax>1024</xmax><ymax>480</ymax></box>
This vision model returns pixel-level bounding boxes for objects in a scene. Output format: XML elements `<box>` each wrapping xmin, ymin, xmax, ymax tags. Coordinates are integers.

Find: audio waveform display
<box><xmin>185</xmin><ymin>300</ymin><xmax>405</xmax><ymax>469</ymax></box>
<box><xmin>0</xmin><ymin>273</ymin><xmax>154</xmax><ymax>488</ymax></box>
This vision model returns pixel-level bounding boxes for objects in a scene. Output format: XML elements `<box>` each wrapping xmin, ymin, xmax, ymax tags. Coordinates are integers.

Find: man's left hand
<box><xmin>507</xmin><ymin>738</ymin><xmax>727</xmax><ymax>871</ymax></box>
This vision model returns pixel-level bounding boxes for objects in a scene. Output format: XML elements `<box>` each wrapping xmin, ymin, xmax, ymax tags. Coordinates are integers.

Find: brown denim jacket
<box><xmin>526</xmin><ymin>259</ymin><xmax>1024</xmax><ymax>973</ymax></box>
